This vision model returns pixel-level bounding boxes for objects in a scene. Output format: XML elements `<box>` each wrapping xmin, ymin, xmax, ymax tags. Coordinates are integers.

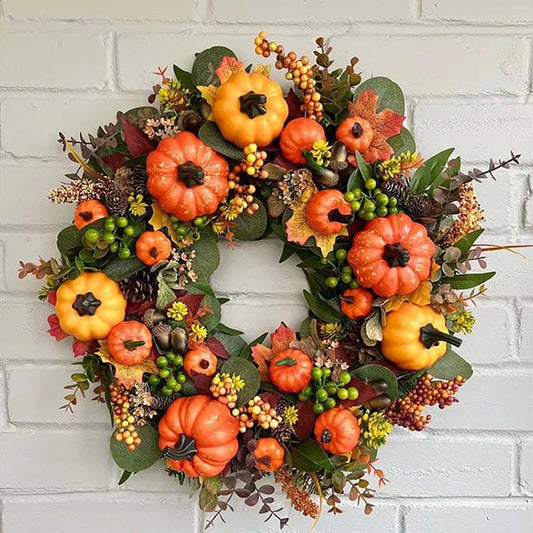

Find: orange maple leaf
<box><xmin>384</xmin><ymin>280</ymin><xmax>432</xmax><ymax>312</ymax></box>
<box><xmin>216</xmin><ymin>56</ymin><xmax>245</xmax><ymax>84</ymax></box>
<box><xmin>347</xmin><ymin>89</ymin><xmax>405</xmax><ymax>163</ymax></box>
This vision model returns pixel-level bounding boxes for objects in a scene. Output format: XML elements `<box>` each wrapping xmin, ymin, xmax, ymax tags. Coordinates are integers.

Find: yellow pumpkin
<box><xmin>55</xmin><ymin>272</ymin><xmax>127</xmax><ymax>341</ymax></box>
<box><xmin>381</xmin><ymin>303</ymin><xmax>462</xmax><ymax>371</ymax></box>
<box><xmin>212</xmin><ymin>72</ymin><xmax>289</xmax><ymax>148</ymax></box>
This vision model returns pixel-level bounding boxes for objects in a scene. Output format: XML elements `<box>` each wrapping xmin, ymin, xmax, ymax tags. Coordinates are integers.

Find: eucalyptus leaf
<box><xmin>198</xmin><ymin>121</ymin><xmax>245</xmax><ymax>160</ymax></box>
<box><xmin>427</xmin><ymin>349</ymin><xmax>473</xmax><ymax>380</ymax></box>
<box><xmin>103</xmin><ymin>256</ymin><xmax>145</xmax><ymax>281</ymax></box>
<box><xmin>213</xmin><ymin>331</ymin><xmax>247</xmax><ymax>356</ymax></box>
<box><xmin>187</xmin><ymin>286</ymin><xmax>221</xmax><ymax>329</ymax></box>
<box><xmin>221</xmin><ymin>357</ymin><xmax>261</xmax><ymax>405</ymax></box>
<box><xmin>110</xmin><ymin>425</ymin><xmax>160</xmax><ymax>473</ymax></box>
<box><xmin>186</xmin><ymin>230</ymin><xmax>220</xmax><ymax>280</ymax></box>
<box><xmin>191</xmin><ymin>46</ymin><xmax>237</xmax><ymax>87</ymax></box>
<box><xmin>123</xmin><ymin>106</ymin><xmax>160</xmax><ymax>129</ymax></box>
<box><xmin>353</xmin><ymin>76</ymin><xmax>405</xmax><ymax>114</ymax></box>
<box><xmin>388</xmin><ymin>127</ymin><xmax>416</xmax><ymax>155</ymax></box>
<box><xmin>232</xmin><ymin>201</ymin><xmax>267</xmax><ymax>241</ymax></box>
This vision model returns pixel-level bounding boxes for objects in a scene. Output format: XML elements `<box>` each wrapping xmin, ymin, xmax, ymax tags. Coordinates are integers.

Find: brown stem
<box><xmin>239</xmin><ymin>91</ymin><xmax>267</xmax><ymax>118</ymax></box>
<box><xmin>420</xmin><ymin>323</ymin><xmax>463</xmax><ymax>349</ymax></box>
<box><xmin>178</xmin><ymin>161</ymin><xmax>204</xmax><ymax>188</ymax></box>
<box><xmin>72</xmin><ymin>292</ymin><xmax>101</xmax><ymax>316</ymax></box>
<box><xmin>275</xmin><ymin>357</ymin><xmax>297</xmax><ymax>367</ymax></box>
<box><xmin>162</xmin><ymin>434</ymin><xmax>197</xmax><ymax>461</ymax></box>
<box><xmin>123</xmin><ymin>339</ymin><xmax>146</xmax><ymax>351</ymax></box>
<box><xmin>328</xmin><ymin>209</ymin><xmax>354</xmax><ymax>224</ymax></box>
<box><xmin>352</xmin><ymin>122</ymin><xmax>364</xmax><ymax>138</ymax></box>
<box><xmin>383</xmin><ymin>242</ymin><xmax>410</xmax><ymax>268</ymax></box>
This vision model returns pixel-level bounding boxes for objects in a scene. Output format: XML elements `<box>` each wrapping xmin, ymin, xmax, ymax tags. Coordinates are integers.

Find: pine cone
<box><xmin>406</xmin><ymin>194</ymin><xmax>433</xmax><ymax>218</ymax></box>
<box><xmin>120</xmin><ymin>270</ymin><xmax>158</xmax><ymax>303</ymax></box>
<box><xmin>113</xmin><ymin>166</ymin><xmax>133</xmax><ymax>194</ymax></box>
<box><xmin>380</xmin><ymin>177</ymin><xmax>409</xmax><ymax>205</ymax></box>
<box><xmin>132</xmin><ymin>165</ymin><xmax>148</xmax><ymax>196</ymax></box>
<box><xmin>271</xmin><ymin>420</ymin><xmax>294</xmax><ymax>444</ymax></box>
<box><xmin>343</xmin><ymin>322</ymin><xmax>381</xmax><ymax>364</ymax></box>
<box><xmin>105</xmin><ymin>186</ymin><xmax>130</xmax><ymax>216</ymax></box>
<box><xmin>149</xmin><ymin>391</ymin><xmax>180</xmax><ymax>412</ymax></box>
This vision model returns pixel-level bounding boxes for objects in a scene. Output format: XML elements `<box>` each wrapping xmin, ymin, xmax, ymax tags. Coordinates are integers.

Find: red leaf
<box><xmin>294</xmin><ymin>400</ymin><xmax>316</xmax><ymax>441</ymax></box>
<box><xmin>272</xmin><ymin>153</ymin><xmax>300</xmax><ymax>171</ymax></box>
<box><xmin>72</xmin><ymin>339</ymin><xmax>91</xmax><ymax>358</ymax></box>
<box><xmin>206</xmin><ymin>337</ymin><xmax>230</xmax><ymax>359</ymax></box>
<box><xmin>47</xmin><ymin>290</ymin><xmax>57</xmax><ymax>306</ymax></box>
<box><xmin>260</xmin><ymin>392</ymin><xmax>281</xmax><ymax>408</ymax></box>
<box><xmin>190</xmin><ymin>372</ymin><xmax>212</xmax><ymax>394</ymax></box>
<box><xmin>178</xmin><ymin>293</ymin><xmax>205</xmax><ymax>317</ymax></box>
<box><xmin>119</xmin><ymin>117</ymin><xmax>155</xmax><ymax>158</ymax></box>
<box><xmin>126</xmin><ymin>300</ymin><xmax>155</xmax><ymax>316</ymax></box>
<box><xmin>251</xmin><ymin>343</ymin><xmax>274</xmax><ymax>381</ymax></box>
<box><xmin>101</xmin><ymin>153</ymin><xmax>126</xmax><ymax>171</ymax></box>
<box><xmin>271</xmin><ymin>323</ymin><xmax>297</xmax><ymax>353</ymax></box>
<box><xmin>47</xmin><ymin>314</ymin><xmax>68</xmax><ymax>341</ymax></box>
<box><xmin>285</xmin><ymin>88</ymin><xmax>304</xmax><ymax>121</ymax></box>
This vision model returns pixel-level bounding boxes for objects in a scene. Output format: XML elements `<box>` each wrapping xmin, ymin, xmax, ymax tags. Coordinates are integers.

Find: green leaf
<box><xmin>118</xmin><ymin>470</ymin><xmax>133</xmax><ymax>485</ymax></box>
<box><xmin>280</xmin><ymin>243</ymin><xmax>297</xmax><ymax>263</ymax></box>
<box><xmin>213</xmin><ymin>331</ymin><xmax>247</xmax><ymax>356</ymax></box>
<box><xmin>57</xmin><ymin>221</ymin><xmax>101</xmax><ymax>259</ymax></box>
<box><xmin>411</xmin><ymin>148</ymin><xmax>455</xmax><ymax>194</ymax></box>
<box><xmin>427</xmin><ymin>349</ymin><xmax>473</xmax><ymax>380</ymax></box>
<box><xmin>173</xmin><ymin>64</ymin><xmax>196</xmax><ymax>93</ymax></box>
<box><xmin>110</xmin><ymin>425</ymin><xmax>160</xmax><ymax>473</ymax></box>
<box><xmin>397</xmin><ymin>370</ymin><xmax>425</xmax><ymax>398</ymax></box>
<box><xmin>454</xmin><ymin>229</ymin><xmax>484</xmax><ymax>261</ymax></box>
<box><xmin>291</xmin><ymin>440</ymin><xmax>335</xmax><ymax>473</ymax></box>
<box><xmin>388</xmin><ymin>127</ymin><xmax>416</xmax><ymax>156</ymax></box>
<box><xmin>260</xmin><ymin>381</ymin><xmax>297</xmax><ymax>405</ymax></box>
<box><xmin>191</xmin><ymin>46</ymin><xmax>237</xmax><ymax>87</ymax></box>
<box><xmin>303</xmin><ymin>290</ymin><xmax>342</xmax><ymax>323</ymax></box>
<box><xmin>221</xmin><ymin>356</ymin><xmax>261</xmax><ymax>405</ymax></box>
<box><xmin>232</xmin><ymin>201</ymin><xmax>267</xmax><ymax>241</ymax></box>
<box><xmin>198</xmin><ymin>121</ymin><xmax>244</xmax><ymax>160</ymax></box>
<box><xmin>353</xmin><ymin>76</ymin><xmax>405</xmax><ymax>114</ymax></box>
<box><xmin>299</xmin><ymin>317</ymin><xmax>312</xmax><ymax>339</ymax></box>
<box><xmin>186</xmin><ymin>230</ymin><xmax>220</xmax><ymax>280</ymax></box>
<box><xmin>215</xmin><ymin>323</ymin><xmax>244</xmax><ymax>336</ymax></box>
<box><xmin>350</xmin><ymin>364</ymin><xmax>399</xmax><ymax>400</ymax></box>
<box><xmin>346</xmin><ymin>169</ymin><xmax>365</xmax><ymax>191</ymax></box>
<box><xmin>189</xmin><ymin>279</ymin><xmax>215</xmax><ymax>297</ymax></box>
<box><xmin>239</xmin><ymin>332</ymin><xmax>268</xmax><ymax>359</ymax></box>
<box><xmin>355</xmin><ymin>152</ymin><xmax>374</xmax><ymax>182</ymax></box>
<box><xmin>187</xmin><ymin>286</ymin><xmax>221</xmax><ymax>329</ymax></box>
<box><xmin>103</xmin><ymin>256</ymin><xmax>144</xmax><ymax>281</ymax></box>
<box><xmin>441</xmin><ymin>271</ymin><xmax>495</xmax><ymax>290</ymax></box>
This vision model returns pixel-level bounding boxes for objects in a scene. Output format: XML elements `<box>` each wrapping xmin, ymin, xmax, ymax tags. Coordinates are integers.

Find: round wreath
<box><xmin>20</xmin><ymin>32</ymin><xmax>521</xmax><ymax>528</ymax></box>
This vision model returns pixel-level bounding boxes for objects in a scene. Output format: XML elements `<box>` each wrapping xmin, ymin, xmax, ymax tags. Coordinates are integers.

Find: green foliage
<box><xmin>221</xmin><ymin>357</ymin><xmax>261</xmax><ymax>405</ymax></box>
<box><xmin>353</xmin><ymin>76</ymin><xmax>405</xmax><ymax>114</ymax></box>
<box><xmin>103</xmin><ymin>256</ymin><xmax>144</xmax><ymax>281</ymax></box>
<box><xmin>441</xmin><ymin>271</ymin><xmax>495</xmax><ymax>290</ymax></box>
<box><xmin>351</xmin><ymin>364</ymin><xmax>399</xmax><ymax>401</ymax></box>
<box><xmin>239</xmin><ymin>333</ymin><xmax>268</xmax><ymax>360</ymax></box>
<box><xmin>454</xmin><ymin>229</ymin><xmax>484</xmax><ymax>261</ymax></box>
<box><xmin>303</xmin><ymin>290</ymin><xmax>342</xmax><ymax>323</ymax></box>
<box><xmin>186</xmin><ymin>229</ymin><xmax>220</xmax><ymax>280</ymax></box>
<box><xmin>427</xmin><ymin>349</ymin><xmax>473</xmax><ymax>380</ymax></box>
<box><xmin>291</xmin><ymin>440</ymin><xmax>334</xmax><ymax>473</ymax></box>
<box><xmin>173</xmin><ymin>65</ymin><xmax>196</xmax><ymax>93</ymax></box>
<box><xmin>410</xmin><ymin>148</ymin><xmax>455</xmax><ymax>194</ymax></box>
<box><xmin>122</xmin><ymin>106</ymin><xmax>160</xmax><ymax>129</ymax></box>
<box><xmin>187</xmin><ymin>285</ymin><xmax>222</xmax><ymax>330</ymax></box>
<box><xmin>198</xmin><ymin>121</ymin><xmax>245</xmax><ymax>160</ymax></box>
<box><xmin>213</xmin><ymin>331</ymin><xmax>247</xmax><ymax>357</ymax></box>
<box><xmin>232</xmin><ymin>201</ymin><xmax>268</xmax><ymax>241</ymax></box>
<box><xmin>110</xmin><ymin>425</ymin><xmax>160</xmax><ymax>473</ymax></box>
<box><xmin>191</xmin><ymin>46</ymin><xmax>237</xmax><ymax>87</ymax></box>
<box><xmin>388</xmin><ymin>128</ymin><xmax>416</xmax><ymax>155</ymax></box>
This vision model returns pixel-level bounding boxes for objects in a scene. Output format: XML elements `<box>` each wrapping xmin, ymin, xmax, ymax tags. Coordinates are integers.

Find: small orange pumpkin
<box><xmin>340</xmin><ymin>287</ymin><xmax>373</xmax><ymax>320</ymax></box>
<box><xmin>135</xmin><ymin>230</ymin><xmax>172</xmax><ymax>266</ymax></box>
<box><xmin>306</xmin><ymin>190</ymin><xmax>352</xmax><ymax>235</ymax></box>
<box><xmin>336</xmin><ymin>116</ymin><xmax>374</xmax><ymax>153</ymax></box>
<box><xmin>279</xmin><ymin>117</ymin><xmax>326</xmax><ymax>164</ymax></box>
<box><xmin>74</xmin><ymin>200</ymin><xmax>109</xmax><ymax>230</ymax></box>
<box><xmin>314</xmin><ymin>408</ymin><xmax>360</xmax><ymax>455</ymax></box>
<box><xmin>348</xmin><ymin>214</ymin><xmax>435</xmax><ymax>298</ymax></box>
<box><xmin>269</xmin><ymin>349</ymin><xmax>313</xmax><ymax>393</ymax></box>
<box><xmin>253</xmin><ymin>437</ymin><xmax>285</xmax><ymax>472</ymax></box>
<box><xmin>107</xmin><ymin>320</ymin><xmax>153</xmax><ymax>365</ymax></box>
<box><xmin>159</xmin><ymin>395</ymin><xmax>239</xmax><ymax>477</ymax></box>
<box><xmin>183</xmin><ymin>346</ymin><xmax>218</xmax><ymax>377</ymax></box>
<box><xmin>146</xmin><ymin>132</ymin><xmax>229</xmax><ymax>221</ymax></box>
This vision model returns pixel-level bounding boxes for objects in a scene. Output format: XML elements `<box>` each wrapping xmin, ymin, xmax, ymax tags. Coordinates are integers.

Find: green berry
<box><xmin>174</xmin><ymin>355</ymin><xmax>184</xmax><ymax>367</ymax></box>
<box><xmin>376</xmin><ymin>194</ymin><xmax>389</xmax><ymax>206</ymax></box>
<box><xmin>344</xmin><ymin>191</ymin><xmax>355</xmax><ymax>202</ymax></box>
<box><xmin>325</xmin><ymin>276</ymin><xmax>338</xmax><ymax>288</ymax></box>
<box><xmin>148</xmin><ymin>375</ymin><xmax>161</xmax><ymax>386</ymax></box>
<box><xmin>156</xmin><ymin>356</ymin><xmax>168</xmax><ymax>368</ymax></box>
<box><xmin>104</xmin><ymin>221</ymin><xmax>116</xmax><ymax>232</ymax></box>
<box><xmin>350</xmin><ymin>200</ymin><xmax>361</xmax><ymax>212</ymax></box>
<box><xmin>376</xmin><ymin>206</ymin><xmax>388</xmax><ymax>217</ymax></box>
<box><xmin>325</xmin><ymin>381</ymin><xmax>337</xmax><ymax>395</ymax></box>
<box><xmin>342</xmin><ymin>265</ymin><xmax>353</xmax><ymax>274</ymax></box>
<box><xmin>177</xmin><ymin>372</ymin><xmax>187</xmax><ymax>384</ymax></box>
<box><xmin>302</xmin><ymin>386</ymin><xmax>313</xmax><ymax>397</ymax></box>
<box><xmin>349</xmin><ymin>279</ymin><xmax>360</xmax><ymax>289</ymax></box>
<box><xmin>335</xmin><ymin>249</ymin><xmax>347</xmax><ymax>261</ymax></box>
<box><xmin>103</xmin><ymin>232</ymin><xmax>115</xmax><ymax>244</ymax></box>
<box><xmin>353</xmin><ymin>188</ymin><xmax>363</xmax><ymax>199</ymax></box>
<box><xmin>161</xmin><ymin>386</ymin><xmax>173</xmax><ymax>396</ymax></box>
<box><xmin>172</xmin><ymin>382</ymin><xmax>182</xmax><ymax>392</ymax></box>
<box><xmin>389</xmin><ymin>207</ymin><xmax>398</xmax><ymax>215</ymax></box>
<box><xmin>298</xmin><ymin>392</ymin><xmax>310</xmax><ymax>402</ymax></box>
<box><xmin>159</xmin><ymin>368</ymin><xmax>171</xmax><ymax>379</ymax></box>
<box><xmin>365</xmin><ymin>178</ymin><xmax>377</xmax><ymax>190</ymax></box>
<box><xmin>341</xmin><ymin>273</ymin><xmax>352</xmax><ymax>284</ymax></box>
<box><xmin>193</xmin><ymin>217</ymin><xmax>204</xmax><ymax>227</ymax></box>
<box><xmin>84</xmin><ymin>229</ymin><xmax>100</xmax><ymax>243</ymax></box>
<box><xmin>348</xmin><ymin>387</ymin><xmax>360</xmax><ymax>400</ymax></box>
<box><xmin>337</xmin><ymin>388</ymin><xmax>349</xmax><ymax>400</ymax></box>
<box><xmin>311</xmin><ymin>367</ymin><xmax>323</xmax><ymax>381</ymax></box>
<box><xmin>365</xmin><ymin>212</ymin><xmax>377</xmax><ymax>221</ymax></box>
<box><xmin>388</xmin><ymin>197</ymin><xmax>398</xmax><ymax>207</ymax></box>
<box><xmin>315</xmin><ymin>388</ymin><xmax>328</xmax><ymax>402</ymax></box>
<box><xmin>109</xmin><ymin>243</ymin><xmax>119</xmax><ymax>253</ymax></box>
<box><xmin>324</xmin><ymin>397</ymin><xmax>336</xmax><ymax>409</ymax></box>
<box><xmin>339</xmin><ymin>370</ymin><xmax>351</xmax><ymax>385</ymax></box>
<box><xmin>373</xmin><ymin>188</ymin><xmax>382</xmax><ymax>196</ymax></box>
<box><xmin>123</xmin><ymin>226</ymin><xmax>135</xmax><ymax>236</ymax></box>
<box><xmin>116</xmin><ymin>217</ymin><xmax>128</xmax><ymax>228</ymax></box>
<box><xmin>363</xmin><ymin>200</ymin><xmax>376</xmax><ymax>212</ymax></box>
<box><xmin>320</xmin><ymin>257</ymin><xmax>329</xmax><ymax>265</ymax></box>
<box><xmin>313</xmin><ymin>402</ymin><xmax>325</xmax><ymax>415</ymax></box>
<box><xmin>166</xmin><ymin>378</ymin><xmax>178</xmax><ymax>389</ymax></box>
<box><xmin>322</xmin><ymin>367</ymin><xmax>332</xmax><ymax>378</ymax></box>
<box><xmin>118</xmin><ymin>247</ymin><xmax>131</xmax><ymax>259</ymax></box>
<box><xmin>166</xmin><ymin>353</ymin><xmax>176</xmax><ymax>363</ymax></box>
<box><xmin>177</xmin><ymin>227</ymin><xmax>188</xmax><ymax>238</ymax></box>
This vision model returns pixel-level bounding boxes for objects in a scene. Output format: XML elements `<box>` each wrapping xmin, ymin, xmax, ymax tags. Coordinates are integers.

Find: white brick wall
<box><xmin>1</xmin><ymin>1</ymin><xmax>532</xmax><ymax>531</ymax></box>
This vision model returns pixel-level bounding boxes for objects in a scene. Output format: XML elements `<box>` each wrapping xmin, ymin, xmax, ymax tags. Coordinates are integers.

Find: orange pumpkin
<box><xmin>336</xmin><ymin>116</ymin><xmax>374</xmax><ymax>154</ymax></box>
<box><xmin>340</xmin><ymin>287</ymin><xmax>373</xmax><ymax>320</ymax></box>
<box><xmin>183</xmin><ymin>346</ymin><xmax>218</xmax><ymax>377</ymax></box>
<box><xmin>306</xmin><ymin>189</ymin><xmax>353</xmax><ymax>235</ymax></box>
<box><xmin>253</xmin><ymin>437</ymin><xmax>285</xmax><ymax>472</ymax></box>
<box><xmin>279</xmin><ymin>117</ymin><xmax>326</xmax><ymax>164</ymax></box>
<box><xmin>107</xmin><ymin>320</ymin><xmax>153</xmax><ymax>365</ymax></box>
<box><xmin>146</xmin><ymin>132</ymin><xmax>229</xmax><ymax>221</ymax></box>
<box><xmin>74</xmin><ymin>200</ymin><xmax>108</xmax><ymax>230</ymax></box>
<box><xmin>135</xmin><ymin>230</ymin><xmax>172</xmax><ymax>266</ymax></box>
<box><xmin>212</xmin><ymin>72</ymin><xmax>288</xmax><ymax>148</ymax></box>
<box><xmin>269</xmin><ymin>349</ymin><xmax>313</xmax><ymax>393</ymax></box>
<box><xmin>348</xmin><ymin>214</ymin><xmax>435</xmax><ymax>298</ymax></box>
<box><xmin>159</xmin><ymin>395</ymin><xmax>239</xmax><ymax>477</ymax></box>
<box><xmin>314</xmin><ymin>408</ymin><xmax>360</xmax><ymax>455</ymax></box>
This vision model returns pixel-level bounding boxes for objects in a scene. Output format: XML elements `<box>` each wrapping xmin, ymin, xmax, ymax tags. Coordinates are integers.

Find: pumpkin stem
<box><xmin>72</xmin><ymin>292</ymin><xmax>101</xmax><ymax>316</ymax></box>
<box><xmin>352</xmin><ymin>122</ymin><xmax>364</xmax><ymax>138</ymax></box>
<box><xmin>239</xmin><ymin>91</ymin><xmax>268</xmax><ymax>118</ymax></box>
<box><xmin>328</xmin><ymin>209</ymin><xmax>354</xmax><ymax>224</ymax></box>
<box><xmin>420</xmin><ymin>323</ymin><xmax>463</xmax><ymax>349</ymax></box>
<box><xmin>149</xmin><ymin>247</ymin><xmax>159</xmax><ymax>259</ymax></box>
<box><xmin>178</xmin><ymin>161</ymin><xmax>205</xmax><ymax>188</ymax></box>
<box><xmin>162</xmin><ymin>433</ymin><xmax>197</xmax><ymax>462</ymax></box>
<box><xmin>78</xmin><ymin>211</ymin><xmax>93</xmax><ymax>222</ymax></box>
<box><xmin>320</xmin><ymin>430</ymin><xmax>332</xmax><ymax>444</ymax></box>
<box><xmin>123</xmin><ymin>339</ymin><xmax>146</xmax><ymax>351</ymax></box>
<box><xmin>383</xmin><ymin>242</ymin><xmax>410</xmax><ymax>268</ymax></box>
<box><xmin>275</xmin><ymin>357</ymin><xmax>297</xmax><ymax>367</ymax></box>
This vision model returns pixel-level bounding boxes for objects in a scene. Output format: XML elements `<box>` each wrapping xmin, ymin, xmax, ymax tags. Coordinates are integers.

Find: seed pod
<box><xmin>152</xmin><ymin>323</ymin><xmax>172</xmax><ymax>352</ymax></box>
<box><xmin>177</xmin><ymin>110</ymin><xmax>204</xmax><ymax>133</ymax></box>
<box><xmin>367</xmin><ymin>394</ymin><xmax>392</xmax><ymax>410</ymax></box>
<box><xmin>315</xmin><ymin>168</ymin><xmax>339</xmax><ymax>187</ymax></box>
<box><xmin>142</xmin><ymin>308</ymin><xmax>166</xmax><ymax>330</ymax></box>
<box><xmin>369</xmin><ymin>379</ymin><xmax>389</xmax><ymax>393</ymax></box>
<box><xmin>330</xmin><ymin>141</ymin><xmax>348</xmax><ymax>163</ymax></box>
<box><xmin>170</xmin><ymin>327</ymin><xmax>188</xmax><ymax>355</ymax></box>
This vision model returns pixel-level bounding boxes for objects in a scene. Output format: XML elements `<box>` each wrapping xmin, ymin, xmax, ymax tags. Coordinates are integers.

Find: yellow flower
<box><xmin>448</xmin><ymin>309</ymin><xmax>475</xmax><ymax>334</ymax></box>
<box><xmin>311</xmin><ymin>139</ymin><xmax>332</xmax><ymax>166</ymax></box>
<box><xmin>377</xmin><ymin>151</ymin><xmax>424</xmax><ymax>179</ymax></box>
<box><xmin>358</xmin><ymin>409</ymin><xmax>392</xmax><ymax>449</ymax></box>
<box><xmin>282</xmin><ymin>405</ymin><xmax>299</xmax><ymax>426</ymax></box>
<box><xmin>128</xmin><ymin>194</ymin><xmax>148</xmax><ymax>216</ymax></box>
<box><xmin>157</xmin><ymin>79</ymin><xmax>190</xmax><ymax>112</ymax></box>
<box><xmin>166</xmin><ymin>302</ymin><xmax>189</xmax><ymax>321</ymax></box>
<box><xmin>191</xmin><ymin>323</ymin><xmax>207</xmax><ymax>342</ymax></box>
<box><xmin>319</xmin><ymin>322</ymin><xmax>342</xmax><ymax>339</ymax></box>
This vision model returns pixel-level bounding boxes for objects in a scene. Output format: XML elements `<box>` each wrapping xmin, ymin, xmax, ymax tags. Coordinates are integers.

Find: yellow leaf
<box><xmin>384</xmin><ymin>280</ymin><xmax>432</xmax><ymax>312</ymax></box>
<box><xmin>197</xmin><ymin>84</ymin><xmax>218</xmax><ymax>110</ymax></box>
<box><xmin>253</xmin><ymin>64</ymin><xmax>271</xmax><ymax>78</ymax></box>
<box><xmin>97</xmin><ymin>342</ymin><xmax>158</xmax><ymax>390</ymax></box>
<box><xmin>149</xmin><ymin>203</ymin><xmax>191</xmax><ymax>247</ymax></box>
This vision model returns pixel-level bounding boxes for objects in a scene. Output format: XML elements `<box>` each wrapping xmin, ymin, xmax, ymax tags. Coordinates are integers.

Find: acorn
<box><xmin>330</xmin><ymin>141</ymin><xmax>348</xmax><ymax>163</ymax></box>
<box><xmin>177</xmin><ymin>110</ymin><xmax>204</xmax><ymax>133</ymax></box>
<box><xmin>369</xmin><ymin>379</ymin><xmax>389</xmax><ymax>393</ymax></box>
<box><xmin>170</xmin><ymin>327</ymin><xmax>188</xmax><ymax>355</ymax></box>
<box><xmin>315</xmin><ymin>167</ymin><xmax>339</xmax><ymax>187</ymax></box>
<box><xmin>152</xmin><ymin>322</ymin><xmax>172</xmax><ymax>352</ymax></box>
<box><xmin>367</xmin><ymin>394</ymin><xmax>393</xmax><ymax>410</ymax></box>
<box><xmin>142</xmin><ymin>308</ymin><xmax>166</xmax><ymax>330</ymax></box>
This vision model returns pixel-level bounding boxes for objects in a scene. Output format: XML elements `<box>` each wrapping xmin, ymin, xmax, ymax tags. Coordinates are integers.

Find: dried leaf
<box><xmin>197</xmin><ymin>84</ymin><xmax>218</xmax><ymax>107</ymax></box>
<box><xmin>149</xmin><ymin>203</ymin><xmax>182</xmax><ymax>245</ymax></box>
<box><xmin>215</xmin><ymin>56</ymin><xmax>245</xmax><ymax>84</ymax></box>
<box><xmin>384</xmin><ymin>280</ymin><xmax>432</xmax><ymax>312</ymax></box>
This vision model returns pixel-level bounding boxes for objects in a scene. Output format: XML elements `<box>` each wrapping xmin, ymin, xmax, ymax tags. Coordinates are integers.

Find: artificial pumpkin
<box><xmin>146</xmin><ymin>132</ymin><xmax>229</xmax><ymax>221</ymax></box>
<box><xmin>306</xmin><ymin>189</ymin><xmax>353</xmax><ymax>235</ymax></box>
<box><xmin>212</xmin><ymin>72</ymin><xmax>289</xmax><ymax>148</ymax></box>
<box><xmin>279</xmin><ymin>117</ymin><xmax>326</xmax><ymax>164</ymax></box>
<box><xmin>253</xmin><ymin>437</ymin><xmax>285</xmax><ymax>472</ymax></box>
<box><xmin>314</xmin><ymin>407</ymin><xmax>360</xmax><ymax>455</ymax></box>
<box><xmin>107</xmin><ymin>320</ymin><xmax>153</xmax><ymax>365</ymax></box>
<box><xmin>135</xmin><ymin>230</ymin><xmax>172</xmax><ymax>266</ymax></box>
<box><xmin>183</xmin><ymin>346</ymin><xmax>218</xmax><ymax>377</ymax></box>
<box><xmin>159</xmin><ymin>395</ymin><xmax>239</xmax><ymax>477</ymax></box>
<box><xmin>381</xmin><ymin>302</ymin><xmax>462</xmax><ymax>371</ymax></box>
<box><xmin>55</xmin><ymin>272</ymin><xmax>126</xmax><ymax>341</ymax></box>
<box><xmin>74</xmin><ymin>200</ymin><xmax>108</xmax><ymax>230</ymax></box>
<box><xmin>340</xmin><ymin>287</ymin><xmax>373</xmax><ymax>320</ymax></box>
<box><xmin>269</xmin><ymin>349</ymin><xmax>313</xmax><ymax>393</ymax></box>
<box><xmin>335</xmin><ymin>116</ymin><xmax>374</xmax><ymax>153</ymax></box>
<box><xmin>348</xmin><ymin>214</ymin><xmax>435</xmax><ymax>298</ymax></box>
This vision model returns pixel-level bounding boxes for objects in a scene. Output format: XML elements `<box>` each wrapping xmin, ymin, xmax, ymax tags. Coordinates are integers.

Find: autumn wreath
<box><xmin>20</xmin><ymin>32</ymin><xmax>522</xmax><ymax>528</ymax></box>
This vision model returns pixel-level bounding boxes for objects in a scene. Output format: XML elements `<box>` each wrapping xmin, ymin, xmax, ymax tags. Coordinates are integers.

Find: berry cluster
<box><xmin>148</xmin><ymin>352</ymin><xmax>187</xmax><ymax>396</ymax></box>
<box><xmin>210</xmin><ymin>373</ymin><xmax>244</xmax><ymax>409</ymax></box>
<box><xmin>386</xmin><ymin>374</ymin><xmax>466</xmax><ymax>431</ymax></box>
<box><xmin>321</xmin><ymin>248</ymin><xmax>360</xmax><ymax>290</ymax></box>
<box><xmin>241</xmin><ymin>143</ymin><xmax>268</xmax><ymax>177</ymax></box>
<box><xmin>111</xmin><ymin>383</ymin><xmax>142</xmax><ymax>451</ymax></box>
<box><xmin>169</xmin><ymin>215</ymin><xmax>202</xmax><ymax>243</ymax></box>
<box><xmin>344</xmin><ymin>181</ymin><xmax>401</xmax><ymax>222</ymax></box>
<box><xmin>231</xmin><ymin>395</ymin><xmax>281</xmax><ymax>433</ymax></box>
<box><xmin>82</xmin><ymin>215</ymin><xmax>136</xmax><ymax>260</ymax></box>
<box><xmin>227</xmin><ymin>165</ymin><xmax>260</xmax><ymax>216</ymax></box>
<box><xmin>254</xmin><ymin>31</ymin><xmax>322</xmax><ymax>119</ymax></box>
<box><xmin>299</xmin><ymin>368</ymin><xmax>359</xmax><ymax>414</ymax></box>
